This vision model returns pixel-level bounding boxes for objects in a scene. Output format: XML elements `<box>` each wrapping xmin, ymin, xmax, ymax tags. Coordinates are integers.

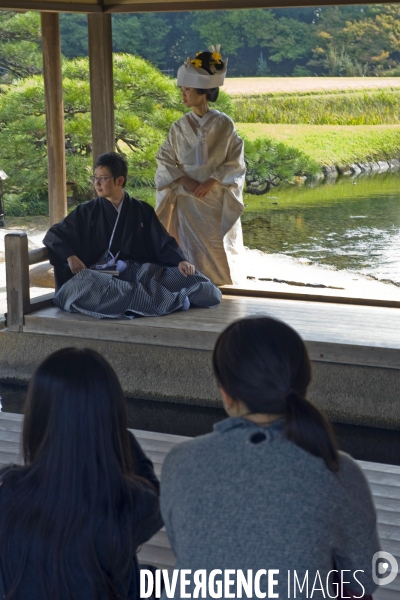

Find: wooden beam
<box><xmin>104</xmin><ymin>0</ymin><xmax>392</xmax><ymax>13</ymax></box>
<box><xmin>221</xmin><ymin>287</ymin><xmax>400</xmax><ymax>310</ymax></box>
<box><xmin>1</xmin><ymin>0</ymin><xmax>399</xmax><ymax>12</ymax></box>
<box><xmin>28</xmin><ymin>247</ymin><xmax>49</xmax><ymax>266</ymax></box>
<box><xmin>30</xmin><ymin>292</ymin><xmax>55</xmax><ymax>312</ymax></box>
<box><xmin>0</xmin><ymin>1</ymin><xmax>102</xmax><ymax>11</ymax></box>
<box><xmin>41</xmin><ymin>12</ymin><xmax>67</xmax><ymax>225</ymax></box>
<box><xmin>5</xmin><ymin>234</ymin><xmax>30</xmax><ymax>332</ymax></box>
<box><xmin>88</xmin><ymin>14</ymin><xmax>115</xmax><ymax>163</ymax></box>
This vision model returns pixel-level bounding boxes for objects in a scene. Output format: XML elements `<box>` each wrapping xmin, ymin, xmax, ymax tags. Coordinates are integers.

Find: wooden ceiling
<box><xmin>0</xmin><ymin>0</ymin><xmax>391</xmax><ymax>14</ymax></box>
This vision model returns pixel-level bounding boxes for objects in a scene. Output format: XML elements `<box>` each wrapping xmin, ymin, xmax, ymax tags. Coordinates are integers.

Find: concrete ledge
<box><xmin>0</xmin><ymin>330</ymin><xmax>219</xmax><ymax>404</ymax></box>
<box><xmin>1</xmin><ymin>329</ymin><xmax>400</xmax><ymax>431</ymax></box>
<box><xmin>310</xmin><ymin>362</ymin><xmax>400</xmax><ymax>430</ymax></box>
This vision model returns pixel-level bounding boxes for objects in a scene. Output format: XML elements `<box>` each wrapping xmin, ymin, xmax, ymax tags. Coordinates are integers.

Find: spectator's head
<box><xmin>213</xmin><ymin>316</ymin><xmax>339</xmax><ymax>472</ymax></box>
<box><xmin>23</xmin><ymin>347</ymin><xmax>132</xmax><ymax>471</ymax></box>
<box><xmin>95</xmin><ymin>151</ymin><xmax>128</xmax><ymax>187</ymax></box>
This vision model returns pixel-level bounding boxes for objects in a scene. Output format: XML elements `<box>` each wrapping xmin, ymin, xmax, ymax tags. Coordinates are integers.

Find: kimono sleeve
<box><xmin>150</xmin><ymin>209</ymin><xmax>186</xmax><ymax>267</ymax></box>
<box><xmin>210</xmin><ymin>121</ymin><xmax>245</xmax><ymax>205</ymax></box>
<box><xmin>155</xmin><ymin>127</ymin><xmax>184</xmax><ymax>192</ymax></box>
<box><xmin>155</xmin><ymin>126</ymin><xmax>186</xmax><ymax>224</ymax></box>
<box><xmin>332</xmin><ymin>454</ymin><xmax>380</xmax><ymax>596</ymax></box>
<box><xmin>43</xmin><ymin>205</ymin><xmax>84</xmax><ymax>263</ymax></box>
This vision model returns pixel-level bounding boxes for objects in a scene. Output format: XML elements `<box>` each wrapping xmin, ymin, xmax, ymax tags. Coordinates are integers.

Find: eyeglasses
<box><xmin>90</xmin><ymin>176</ymin><xmax>113</xmax><ymax>184</ymax></box>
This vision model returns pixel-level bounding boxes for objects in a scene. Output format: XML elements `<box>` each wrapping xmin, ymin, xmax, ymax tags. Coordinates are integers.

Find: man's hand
<box><xmin>194</xmin><ymin>178</ymin><xmax>217</xmax><ymax>199</ymax></box>
<box><xmin>177</xmin><ymin>176</ymin><xmax>200</xmax><ymax>193</ymax></box>
<box><xmin>67</xmin><ymin>255</ymin><xmax>87</xmax><ymax>275</ymax></box>
<box><xmin>178</xmin><ymin>261</ymin><xmax>195</xmax><ymax>277</ymax></box>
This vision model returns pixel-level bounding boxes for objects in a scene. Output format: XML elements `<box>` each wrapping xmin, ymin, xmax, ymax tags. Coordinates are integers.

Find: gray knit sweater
<box><xmin>160</xmin><ymin>418</ymin><xmax>379</xmax><ymax>599</ymax></box>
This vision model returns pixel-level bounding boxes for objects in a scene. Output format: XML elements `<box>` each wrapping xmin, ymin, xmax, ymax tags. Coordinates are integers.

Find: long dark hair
<box><xmin>0</xmin><ymin>348</ymin><xmax>139</xmax><ymax>599</ymax></box>
<box><xmin>212</xmin><ymin>317</ymin><xmax>339</xmax><ymax>472</ymax></box>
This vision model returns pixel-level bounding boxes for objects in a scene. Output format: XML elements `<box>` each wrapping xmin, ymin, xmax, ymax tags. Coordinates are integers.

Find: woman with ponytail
<box><xmin>161</xmin><ymin>317</ymin><xmax>379</xmax><ymax>599</ymax></box>
<box><xmin>0</xmin><ymin>348</ymin><xmax>163</xmax><ymax>600</ymax></box>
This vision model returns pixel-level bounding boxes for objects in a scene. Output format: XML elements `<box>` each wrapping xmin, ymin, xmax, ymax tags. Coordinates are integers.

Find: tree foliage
<box><xmin>59</xmin><ymin>14</ymin><xmax>88</xmax><ymax>58</ymax></box>
<box><xmin>0</xmin><ymin>11</ymin><xmax>42</xmax><ymax>79</ymax></box>
<box><xmin>104</xmin><ymin>5</ymin><xmax>400</xmax><ymax>76</ymax></box>
<box><xmin>3</xmin><ymin>7</ymin><xmax>400</xmax><ymax>80</ymax></box>
<box><xmin>309</xmin><ymin>5</ymin><xmax>400</xmax><ymax>75</ymax></box>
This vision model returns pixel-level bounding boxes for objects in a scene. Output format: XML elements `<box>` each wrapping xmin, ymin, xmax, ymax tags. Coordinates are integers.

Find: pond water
<box><xmin>242</xmin><ymin>171</ymin><xmax>400</xmax><ymax>286</ymax></box>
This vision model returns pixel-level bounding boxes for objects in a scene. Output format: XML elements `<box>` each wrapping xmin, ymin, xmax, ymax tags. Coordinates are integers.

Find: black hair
<box><xmin>196</xmin><ymin>87</ymin><xmax>219</xmax><ymax>102</ymax></box>
<box><xmin>95</xmin><ymin>151</ymin><xmax>128</xmax><ymax>186</ymax></box>
<box><xmin>212</xmin><ymin>317</ymin><xmax>339</xmax><ymax>472</ymax></box>
<box><xmin>0</xmin><ymin>348</ymin><xmax>141</xmax><ymax>599</ymax></box>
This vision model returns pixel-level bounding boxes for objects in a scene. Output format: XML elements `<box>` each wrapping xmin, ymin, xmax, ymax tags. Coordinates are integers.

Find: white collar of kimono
<box><xmin>190</xmin><ymin>109</ymin><xmax>218</xmax><ymax>127</ymax></box>
<box><xmin>93</xmin><ymin>196</ymin><xmax>126</xmax><ymax>271</ymax></box>
<box><xmin>189</xmin><ymin>110</ymin><xmax>219</xmax><ymax>166</ymax></box>
<box><xmin>108</xmin><ymin>194</ymin><xmax>124</xmax><ymax>247</ymax></box>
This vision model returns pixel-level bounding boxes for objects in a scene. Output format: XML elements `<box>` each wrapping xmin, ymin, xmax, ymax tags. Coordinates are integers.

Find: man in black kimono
<box><xmin>43</xmin><ymin>152</ymin><xmax>221</xmax><ymax>319</ymax></box>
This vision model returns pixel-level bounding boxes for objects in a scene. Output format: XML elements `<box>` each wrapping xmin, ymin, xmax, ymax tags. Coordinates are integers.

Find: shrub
<box><xmin>244</xmin><ymin>136</ymin><xmax>320</xmax><ymax>194</ymax></box>
<box><xmin>4</xmin><ymin>191</ymin><xmax>48</xmax><ymax>216</ymax></box>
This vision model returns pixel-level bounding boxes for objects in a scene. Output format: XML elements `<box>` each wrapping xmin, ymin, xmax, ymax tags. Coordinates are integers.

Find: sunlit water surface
<box><xmin>242</xmin><ymin>171</ymin><xmax>400</xmax><ymax>285</ymax></box>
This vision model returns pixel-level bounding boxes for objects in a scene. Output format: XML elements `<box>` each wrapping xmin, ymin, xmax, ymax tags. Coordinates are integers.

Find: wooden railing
<box><xmin>4</xmin><ymin>233</ymin><xmax>53</xmax><ymax>332</ymax></box>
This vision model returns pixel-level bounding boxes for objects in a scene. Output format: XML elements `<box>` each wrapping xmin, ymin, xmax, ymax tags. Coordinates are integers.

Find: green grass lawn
<box><xmin>237</xmin><ymin>123</ymin><xmax>400</xmax><ymax>167</ymax></box>
<box><xmin>232</xmin><ymin>88</ymin><xmax>400</xmax><ymax>125</ymax></box>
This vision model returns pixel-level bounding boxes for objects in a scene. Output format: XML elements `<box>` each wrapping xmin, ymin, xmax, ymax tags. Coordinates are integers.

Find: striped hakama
<box><xmin>54</xmin><ymin>258</ymin><xmax>221</xmax><ymax>319</ymax></box>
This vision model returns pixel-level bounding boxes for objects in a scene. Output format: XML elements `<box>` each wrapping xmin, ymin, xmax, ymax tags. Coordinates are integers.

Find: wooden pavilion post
<box><xmin>88</xmin><ymin>14</ymin><xmax>115</xmax><ymax>164</ymax></box>
<box><xmin>41</xmin><ymin>12</ymin><xmax>67</xmax><ymax>225</ymax></box>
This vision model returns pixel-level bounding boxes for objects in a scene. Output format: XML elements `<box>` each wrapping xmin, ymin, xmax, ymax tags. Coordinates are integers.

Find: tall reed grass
<box><xmin>233</xmin><ymin>88</ymin><xmax>400</xmax><ymax>125</ymax></box>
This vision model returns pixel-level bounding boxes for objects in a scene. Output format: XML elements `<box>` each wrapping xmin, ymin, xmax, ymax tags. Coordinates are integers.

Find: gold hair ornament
<box><xmin>190</xmin><ymin>58</ymin><xmax>203</xmax><ymax>68</ymax></box>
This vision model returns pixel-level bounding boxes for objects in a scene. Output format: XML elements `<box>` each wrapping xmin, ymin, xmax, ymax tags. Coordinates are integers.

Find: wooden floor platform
<box><xmin>23</xmin><ymin>295</ymin><xmax>400</xmax><ymax>369</ymax></box>
<box><xmin>0</xmin><ymin>411</ymin><xmax>399</xmax><ymax>599</ymax></box>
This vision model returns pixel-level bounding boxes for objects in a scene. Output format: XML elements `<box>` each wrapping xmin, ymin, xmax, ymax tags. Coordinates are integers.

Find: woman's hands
<box><xmin>178</xmin><ymin>176</ymin><xmax>217</xmax><ymax>198</ymax></box>
<box><xmin>67</xmin><ymin>255</ymin><xmax>87</xmax><ymax>275</ymax></box>
<box><xmin>177</xmin><ymin>176</ymin><xmax>199</xmax><ymax>193</ymax></box>
<box><xmin>194</xmin><ymin>177</ymin><xmax>217</xmax><ymax>198</ymax></box>
<box><xmin>178</xmin><ymin>261</ymin><xmax>195</xmax><ymax>277</ymax></box>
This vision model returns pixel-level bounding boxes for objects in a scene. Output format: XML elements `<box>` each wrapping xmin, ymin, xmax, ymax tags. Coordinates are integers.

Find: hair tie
<box><xmin>286</xmin><ymin>389</ymin><xmax>298</xmax><ymax>403</ymax></box>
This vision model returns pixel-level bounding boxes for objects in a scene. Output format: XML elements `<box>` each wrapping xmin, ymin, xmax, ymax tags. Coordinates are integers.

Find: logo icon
<box><xmin>372</xmin><ymin>551</ymin><xmax>399</xmax><ymax>586</ymax></box>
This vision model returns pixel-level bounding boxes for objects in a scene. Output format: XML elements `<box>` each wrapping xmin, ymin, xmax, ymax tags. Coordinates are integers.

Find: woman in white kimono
<box><xmin>155</xmin><ymin>47</ymin><xmax>245</xmax><ymax>286</ymax></box>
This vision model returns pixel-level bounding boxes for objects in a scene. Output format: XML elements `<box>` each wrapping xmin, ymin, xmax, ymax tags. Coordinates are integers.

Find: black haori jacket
<box><xmin>43</xmin><ymin>192</ymin><xmax>186</xmax><ymax>269</ymax></box>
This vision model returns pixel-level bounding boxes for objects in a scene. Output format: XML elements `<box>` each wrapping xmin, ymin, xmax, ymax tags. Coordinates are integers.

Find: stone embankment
<box><xmin>321</xmin><ymin>159</ymin><xmax>400</xmax><ymax>180</ymax></box>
